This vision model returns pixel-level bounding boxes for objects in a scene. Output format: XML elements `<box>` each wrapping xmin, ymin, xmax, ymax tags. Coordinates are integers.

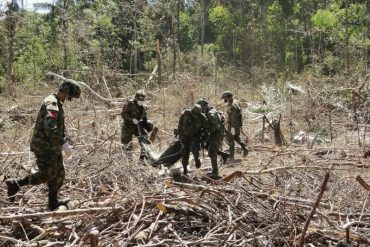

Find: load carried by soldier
<box><xmin>4</xmin><ymin>87</ymin><xmax>250</xmax><ymax>212</ymax></box>
<box><xmin>140</xmin><ymin>91</ymin><xmax>249</xmax><ymax>180</ymax></box>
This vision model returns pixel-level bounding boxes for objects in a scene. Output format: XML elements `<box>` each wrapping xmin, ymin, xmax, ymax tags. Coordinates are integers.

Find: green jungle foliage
<box><xmin>0</xmin><ymin>0</ymin><xmax>369</xmax><ymax>87</ymax></box>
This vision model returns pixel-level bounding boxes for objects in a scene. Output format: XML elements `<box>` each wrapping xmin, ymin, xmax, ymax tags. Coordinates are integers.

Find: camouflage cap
<box><xmin>196</xmin><ymin>98</ymin><xmax>209</xmax><ymax>107</ymax></box>
<box><xmin>191</xmin><ymin>104</ymin><xmax>202</xmax><ymax>116</ymax></box>
<box><xmin>221</xmin><ymin>91</ymin><xmax>233</xmax><ymax>99</ymax></box>
<box><xmin>135</xmin><ymin>90</ymin><xmax>146</xmax><ymax>101</ymax></box>
<box><xmin>59</xmin><ymin>81</ymin><xmax>81</xmax><ymax>98</ymax></box>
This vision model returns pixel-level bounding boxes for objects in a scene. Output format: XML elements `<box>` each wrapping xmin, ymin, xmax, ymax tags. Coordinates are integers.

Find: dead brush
<box><xmin>1</xmin><ymin>73</ymin><xmax>370</xmax><ymax>246</ymax></box>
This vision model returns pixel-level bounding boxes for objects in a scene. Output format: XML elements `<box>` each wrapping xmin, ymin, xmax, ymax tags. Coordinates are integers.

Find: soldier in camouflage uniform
<box><xmin>121</xmin><ymin>90</ymin><xmax>153</xmax><ymax>161</ymax></box>
<box><xmin>221</xmin><ymin>91</ymin><xmax>249</xmax><ymax>160</ymax></box>
<box><xmin>197</xmin><ymin>98</ymin><xmax>230</xmax><ymax>179</ymax></box>
<box><xmin>5</xmin><ymin>81</ymin><xmax>81</xmax><ymax>211</ymax></box>
<box><xmin>177</xmin><ymin>104</ymin><xmax>208</xmax><ymax>175</ymax></box>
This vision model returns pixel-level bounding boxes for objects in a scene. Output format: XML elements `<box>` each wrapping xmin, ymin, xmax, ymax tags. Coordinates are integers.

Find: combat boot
<box><xmin>5</xmin><ymin>180</ymin><xmax>20</xmax><ymax>202</ymax></box>
<box><xmin>48</xmin><ymin>193</ymin><xmax>70</xmax><ymax>211</ymax></box>
<box><xmin>195</xmin><ymin>159</ymin><xmax>201</xmax><ymax>169</ymax></box>
<box><xmin>138</xmin><ymin>154</ymin><xmax>148</xmax><ymax>166</ymax></box>
<box><xmin>229</xmin><ymin>147</ymin><xmax>235</xmax><ymax>162</ymax></box>
<box><xmin>217</xmin><ymin>150</ymin><xmax>230</xmax><ymax>165</ymax></box>
<box><xmin>242</xmin><ymin>145</ymin><xmax>249</xmax><ymax>157</ymax></box>
<box><xmin>48</xmin><ymin>193</ymin><xmax>59</xmax><ymax>211</ymax></box>
<box><xmin>182</xmin><ymin>164</ymin><xmax>188</xmax><ymax>175</ymax></box>
<box><xmin>207</xmin><ymin>156</ymin><xmax>221</xmax><ymax>180</ymax></box>
<box><xmin>207</xmin><ymin>170</ymin><xmax>222</xmax><ymax>180</ymax></box>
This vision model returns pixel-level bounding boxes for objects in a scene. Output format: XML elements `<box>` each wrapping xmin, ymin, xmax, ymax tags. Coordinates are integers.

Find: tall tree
<box><xmin>5</xmin><ymin>0</ymin><xmax>19</xmax><ymax>95</ymax></box>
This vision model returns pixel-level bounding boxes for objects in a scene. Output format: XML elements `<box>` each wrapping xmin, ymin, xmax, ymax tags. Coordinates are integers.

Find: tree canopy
<box><xmin>0</xmin><ymin>0</ymin><xmax>369</xmax><ymax>91</ymax></box>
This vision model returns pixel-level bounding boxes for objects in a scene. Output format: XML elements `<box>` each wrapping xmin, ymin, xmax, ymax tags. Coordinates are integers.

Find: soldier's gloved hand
<box><xmin>132</xmin><ymin>118</ymin><xmax>139</xmax><ymax>125</ymax></box>
<box><xmin>62</xmin><ymin>142</ymin><xmax>73</xmax><ymax>158</ymax></box>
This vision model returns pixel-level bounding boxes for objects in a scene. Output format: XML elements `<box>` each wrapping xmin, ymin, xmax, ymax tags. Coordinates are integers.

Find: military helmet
<box><xmin>196</xmin><ymin>98</ymin><xmax>209</xmax><ymax>107</ymax></box>
<box><xmin>221</xmin><ymin>91</ymin><xmax>233</xmax><ymax>99</ymax></box>
<box><xmin>59</xmin><ymin>81</ymin><xmax>81</xmax><ymax>98</ymax></box>
<box><xmin>135</xmin><ymin>90</ymin><xmax>146</xmax><ymax>101</ymax></box>
<box><xmin>191</xmin><ymin>104</ymin><xmax>202</xmax><ymax>115</ymax></box>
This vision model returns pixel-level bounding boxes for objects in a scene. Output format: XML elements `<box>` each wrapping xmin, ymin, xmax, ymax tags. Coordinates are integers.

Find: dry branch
<box><xmin>0</xmin><ymin>206</ymin><xmax>124</xmax><ymax>221</ymax></box>
<box><xmin>298</xmin><ymin>171</ymin><xmax>330</xmax><ymax>247</ymax></box>
<box><xmin>2</xmin><ymin>75</ymin><xmax>370</xmax><ymax>246</ymax></box>
<box><xmin>47</xmin><ymin>72</ymin><xmax>126</xmax><ymax>106</ymax></box>
<box><xmin>356</xmin><ymin>175</ymin><xmax>370</xmax><ymax>191</ymax></box>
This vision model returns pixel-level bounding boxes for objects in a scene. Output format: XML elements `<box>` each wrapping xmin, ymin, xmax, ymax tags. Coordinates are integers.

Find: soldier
<box><xmin>197</xmin><ymin>98</ymin><xmax>229</xmax><ymax>179</ymax></box>
<box><xmin>121</xmin><ymin>90</ymin><xmax>153</xmax><ymax>161</ymax></box>
<box><xmin>4</xmin><ymin>81</ymin><xmax>81</xmax><ymax>211</ymax></box>
<box><xmin>221</xmin><ymin>91</ymin><xmax>249</xmax><ymax>160</ymax></box>
<box><xmin>177</xmin><ymin>104</ymin><xmax>208</xmax><ymax>175</ymax></box>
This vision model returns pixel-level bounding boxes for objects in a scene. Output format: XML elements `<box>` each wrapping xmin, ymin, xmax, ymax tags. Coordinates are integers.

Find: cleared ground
<box><xmin>1</xmin><ymin>75</ymin><xmax>370</xmax><ymax>246</ymax></box>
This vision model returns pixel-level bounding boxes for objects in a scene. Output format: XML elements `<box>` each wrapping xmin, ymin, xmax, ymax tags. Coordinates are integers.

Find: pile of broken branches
<box><xmin>1</xmin><ymin>144</ymin><xmax>370</xmax><ymax>247</ymax></box>
<box><xmin>1</xmin><ymin>74</ymin><xmax>370</xmax><ymax>246</ymax></box>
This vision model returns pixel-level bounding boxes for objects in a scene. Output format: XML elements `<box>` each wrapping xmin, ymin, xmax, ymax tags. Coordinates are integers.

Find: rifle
<box><xmin>135</xmin><ymin>123</ymin><xmax>151</xmax><ymax>144</ymax></box>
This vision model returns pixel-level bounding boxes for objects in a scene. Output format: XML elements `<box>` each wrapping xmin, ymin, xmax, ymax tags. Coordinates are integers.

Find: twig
<box><xmin>0</xmin><ymin>206</ymin><xmax>124</xmax><ymax>220</ymax></box>
<box><xmin>298</xmin><ymin>171</ymin><xmax>330</xmax><ymax>247</ymax></box>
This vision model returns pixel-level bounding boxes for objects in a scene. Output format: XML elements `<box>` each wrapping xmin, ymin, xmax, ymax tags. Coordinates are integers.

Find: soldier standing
<box><xmin>121</xmin><ymin>90</ymin><xmax>153</xmax><ymax>161</ymax></box>
<box><xmin>221</xmin><ymin>91</ymin><xmax>249</xmax><ymax>160</ymax></box>
<box><xmin>5</xmin><ymin>81</ymin><xmax>81</xmax><ymax>211</ymax></box>
<box><xmin>177</xmin><ymin>104</ymin><xmax>208</xmax><ymax>175</ymax></box>
<box><xmin>197</xmin><ymin>98</ymin><xmax>229</xmax><ymax>179</ymax></box>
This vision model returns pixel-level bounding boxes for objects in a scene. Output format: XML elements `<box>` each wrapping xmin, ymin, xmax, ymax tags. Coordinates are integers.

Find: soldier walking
<box><xmin>197</xmin><ymin>98</ymin><xmax>229</xmax><ymax>179</ymax></box>
<box><xmin>5</xmin><ymin>81</ymin><xmax>81</xmax><ymax>211</ymax></box>
<box><xmin>177</xmin><ymin>104</ymin><xmax>208</xmax><ymax>175</ymax></box>
<box><xmin>121</xmin><ymin>90</ymin><xmax>153</xmax><ymax>161</ymax></box>
<box><xmin>221</xmin><ymin>91</ymin><xmax>249</xmax><ymax>160</ymax></box>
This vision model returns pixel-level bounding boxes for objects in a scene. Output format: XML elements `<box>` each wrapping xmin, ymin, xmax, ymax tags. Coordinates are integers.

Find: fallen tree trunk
<box><xmin>47</xmin><ymin>72</ymin><xmax>126</xmax><ymax>106</ymax></box>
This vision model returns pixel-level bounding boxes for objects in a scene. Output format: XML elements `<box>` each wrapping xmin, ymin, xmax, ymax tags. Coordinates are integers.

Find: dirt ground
<box><xmin>1</xmin><ymin>79</ymin><xmax>370</xmax><ymax>246</ymax></box>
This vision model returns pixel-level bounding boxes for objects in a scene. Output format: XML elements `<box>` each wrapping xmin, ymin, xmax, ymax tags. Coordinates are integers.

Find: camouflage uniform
<box><xmin>28</xmin><ymin>94</ymin><xmax>66</xmax><ymax>199</ymax></box>
<box><xmin>5</xmin><ymin>81</ymin><xmax>81</xmax><ymax>211</ymax></box>
<box><xmin>196</xmin><ymin>98</ymin><xmax>230</xmax><ymax>178</ymax></box>
<box><xmin>121</xmin><ymin>91</ymin><xmax>152</xmax><ymax>160</ymax></box>
<box><xmin>205</xmin><ymin>108</ymin><xmax>226</xmax><ymax>176</ymax></box>
<box><xmin>177</xmin><ymin>104</ymin><xmax>208</xmax><ymax>174</ymax></box>
<box><xmin>223</xmin><ymin>92</ymin><xmax>248</xmax><ymax>159</ymax></box>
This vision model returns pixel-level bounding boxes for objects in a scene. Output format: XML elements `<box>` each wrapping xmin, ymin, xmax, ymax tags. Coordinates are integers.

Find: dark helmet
<box><xmin>196</xmin><ymin>98</ymin><xmax>209</xmax><ymax>107</ymax></box>
<box><xmin>135</xmin><ymin>90</ymin><xmax>146</xmax><ymax>101</ymax></box>
<box><xmin>221</xmin><ymin>91</ymin><xmax>233</xmax><ymax>99</ymax></box>
<box><xmin>59</xmin><ymin>81</ymin><xmax>81</xmax><ymax>98</ymax></box>
<box><xmin>191</xmin><ymin>104</ymin><xmax>202</xmax><ymax>116</ymax></box>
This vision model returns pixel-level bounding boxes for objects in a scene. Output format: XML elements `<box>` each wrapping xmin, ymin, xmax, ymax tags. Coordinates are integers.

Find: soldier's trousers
<box><xmin>180</xmin><ymin>137</ymin><xmax>200</xmax><ymax>166</ymax></box>
<box><xmin>26</xmin><ymin>154</ymin><xmax>65</xmax><ymax>195</ymax></box>
<box><xmin>226</xmin><ymin>127</ymin><xmax>246</xmax><ymax>158</ymax></box>
<box><xmin>121</xmin><ymin>123</ymin><xmax>150</xmax><ymax>159</ymax></box>
<box><xmin>208</xmin><ymin>131</ymin><xmax>224</xmax><ymax>173</ymax></box>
